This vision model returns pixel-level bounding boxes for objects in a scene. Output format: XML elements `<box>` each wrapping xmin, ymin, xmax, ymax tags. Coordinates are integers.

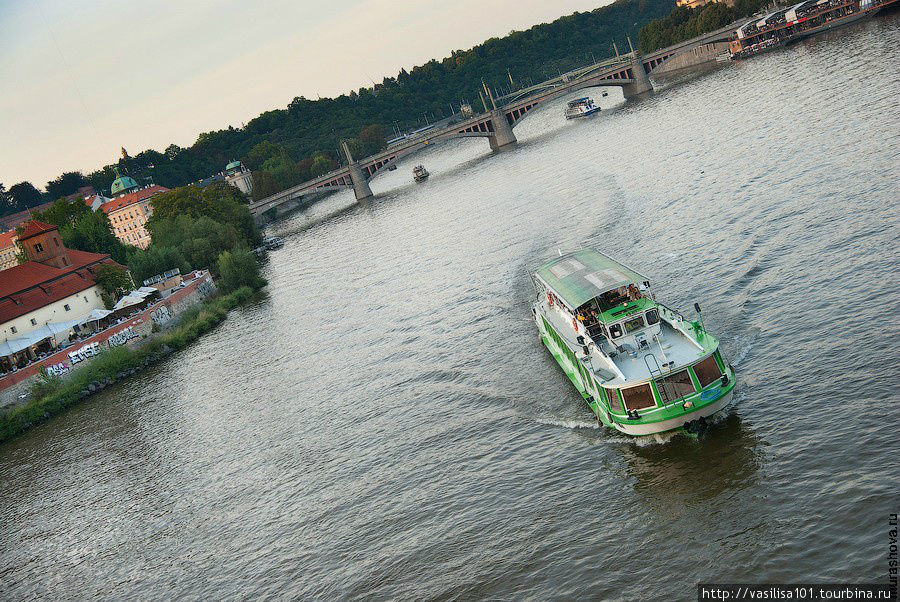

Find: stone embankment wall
<box><xmin>651</xmin><ymin>42</ymin><xmax>730</xmax><ymax>76</ymax></box>
<box><xmin>0</xmin><ymin>272</ymin><xmax>216</xmax><ymax>408</ymax></box>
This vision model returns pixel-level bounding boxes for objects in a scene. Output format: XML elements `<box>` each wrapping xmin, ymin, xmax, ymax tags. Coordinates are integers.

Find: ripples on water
<box><xmin>2</xmin><ymin>16</ymin><xmax>899</xmax><ymax>601</ymax></box>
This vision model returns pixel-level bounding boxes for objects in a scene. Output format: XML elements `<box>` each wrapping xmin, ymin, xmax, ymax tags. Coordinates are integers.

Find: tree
<box><xmin>309</xmin><ymin>153</ymin><xmax>336</xmax><ymax>178</ymax></box>
<box><xmin>93</xmin><ymin>264</ymin><xmax>133</xmax><ymax>309</ymax></box>
<box><xmin>358</xmin><ymin>124</ymin><xmax>387</xmax><ymax>156</ymax></box>
<box><xmin>5</xmin><ymin>182</ymin><xmax>43</xmax><ymax>214</ymax></box>
<box><xmin>149</xmin><ymin>214</ymin><xmax>245</xmax><ymax>272</ymax></box>
<box><xmin>64</xmin><ymin>210</ymin><xmax>128</xmax><ymax>264</ymax></box>
<box><xmin>126</xmin><ymin>245</ymin><xmax>191</xmax><ymax>284</ymax></box>
<box><xmin>32</xmin><ymin>198</ymin><xmax>88</xmax><ymax>229</ymax></box>
<box><xmin>149</xmin><ymin>183</ymin><xmax>259</xmax><ymax>246</ymax></box>
<box><xmin>46</xmin><ymin>171</ymin><xmax>88</xmax><ymax>199</ymax></box>
<box><xmin>251</xmin><ymin>171</ymin><xmax>281</xmax><ymax>202</ymax></box>
<box><xmin>217</xmin><ymin>248</ymin><xmax>266</xmax><ymax>292</ymax></box>
<box><xmin>245</xmin><ymin>140</ymin><xmax>292</xmax><ymax>171</ymax></box>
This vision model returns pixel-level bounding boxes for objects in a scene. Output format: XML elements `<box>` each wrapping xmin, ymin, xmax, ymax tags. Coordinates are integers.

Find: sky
<box><xmin>0</xmin><ymin>0</ymin><xmax>608</xmax><ymax>190</ymax></box>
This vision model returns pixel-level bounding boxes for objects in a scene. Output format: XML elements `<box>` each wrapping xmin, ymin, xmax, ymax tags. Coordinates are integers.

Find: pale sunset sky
<box><xmin>0</xmin><ymin>0</ymin><xmax>608</xmax><ymax>189</ymax></box>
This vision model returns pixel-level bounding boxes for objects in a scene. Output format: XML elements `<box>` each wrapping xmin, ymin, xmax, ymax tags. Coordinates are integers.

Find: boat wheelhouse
<box><xmin>564</xmin><ymin>97</ymin><xmax>601</xmax><ymax>120</ymax></box>
<box><xmin>413</xmin><ymin>165</ymin><xmax>430</xmax><ymax>182</ymax></box>
<box><xmin>530</xmin><ymin>249</ymin><xmax>736</xmax><ymax>436</ymax></box>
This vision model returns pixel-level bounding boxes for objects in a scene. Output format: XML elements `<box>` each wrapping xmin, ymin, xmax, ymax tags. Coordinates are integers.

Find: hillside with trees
<box><xmin>2</xmin><ymin>0</ymin><xmax>674</xmax><ymax>213</ymax></box>
<box><xmin>638</xmin><ymin>0</ymin><xmax>768</xmax><ymax>53</ymax></box>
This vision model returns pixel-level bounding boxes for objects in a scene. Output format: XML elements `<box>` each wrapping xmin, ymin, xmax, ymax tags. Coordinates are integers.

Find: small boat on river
<box><xmin>564</xmin><ymin>97</ymin><xmax>601</xmax><ymax>119</ymax></box>
<box><xmin>263</xmin><ymin>236</ymin><xmax>284</xmax><ymax>250</ymax></box>
<box><xmin>413</xmin><ymin>165</ymin><xmax>429</xmax><ymax>182</ymax></box>
<box><xmin>531</xmin><ymin>249</ymin><xmax>736</xmax><ymax>436</ymax></box>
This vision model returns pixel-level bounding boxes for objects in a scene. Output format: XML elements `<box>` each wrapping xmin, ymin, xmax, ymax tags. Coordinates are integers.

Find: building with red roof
<box><xmin>0</xmin><ymin>221</ymin><xmax>124</xmax><ymax>370</ymax></box>
<box><xmin>99</xmin><ymin>184</ymin><xmax>168</xmax><ymax>249</ymax></box>
<box><xmin>0</xmin><ymin>230</ymin><xmax>18</xmax><ymax>271</ymax></box>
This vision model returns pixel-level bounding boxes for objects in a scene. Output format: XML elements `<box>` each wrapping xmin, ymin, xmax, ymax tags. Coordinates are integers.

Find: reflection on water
<box><xmin>621</xmin><ymin>413</ymin><xmax>766</xmax><ymax>501</ymax></box>
<box><xmin>2</xmin><ymin>15</ymin><xmax>899</xmax><ymax>600</ymax></box>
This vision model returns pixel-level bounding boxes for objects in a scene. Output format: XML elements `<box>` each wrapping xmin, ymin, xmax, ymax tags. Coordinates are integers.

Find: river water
<box><xmin>2</xmin><ymin>16</ymin><xmax>899</xmax><ymax>601</ymax></box>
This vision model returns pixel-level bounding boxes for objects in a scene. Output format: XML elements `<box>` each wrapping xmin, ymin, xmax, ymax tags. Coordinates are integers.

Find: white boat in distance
<box><xmin>564</xmin><ymin>97</ymin><xmax>601</xmax><ymax>119</ymax></box>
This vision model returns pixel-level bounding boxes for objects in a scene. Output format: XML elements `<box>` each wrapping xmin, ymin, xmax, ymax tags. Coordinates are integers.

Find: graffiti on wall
<box><xmin>151</xmin><ymin>305</ymin><xmax>172</xmax><ymax>325</ymax></box>
<box><xmin>68</xmin><ymin>342</ymin><xmax>101</xmax><ymax>364</ymax></box>
<box><xmin>108</xmin><ymin>326</ymin><xmax>139</xmax><ymax>348</ymax></box>
<box><xmin>45</xmin><ymin>362</ymin><xmax>70</xmax><ymax>377</ymax></box>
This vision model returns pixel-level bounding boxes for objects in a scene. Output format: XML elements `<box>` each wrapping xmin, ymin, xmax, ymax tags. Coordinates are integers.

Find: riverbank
<box><xmin>0</xmin><ymin>286</ymin><xmax>255</xmax><ymax>444</ymax></box>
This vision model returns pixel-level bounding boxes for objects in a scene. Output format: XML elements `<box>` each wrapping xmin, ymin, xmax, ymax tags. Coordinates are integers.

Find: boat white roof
<box><xmin>533</xmin><ymin>249</ymin><xmax>647</xmax><ymax>309</ymax></box>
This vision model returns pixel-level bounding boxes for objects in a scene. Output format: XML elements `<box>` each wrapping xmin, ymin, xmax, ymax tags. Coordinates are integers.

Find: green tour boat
<box><xmin>531</xmin><ymin>249</ymin><xmax>736</xmax><ymax>436</ymax></box>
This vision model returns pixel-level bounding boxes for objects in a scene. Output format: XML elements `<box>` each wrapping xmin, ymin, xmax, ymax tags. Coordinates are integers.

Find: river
<box><xmin>2</xmin><ymin>15</ymin><xmax>899</xmax><ymax>601</ymax></box>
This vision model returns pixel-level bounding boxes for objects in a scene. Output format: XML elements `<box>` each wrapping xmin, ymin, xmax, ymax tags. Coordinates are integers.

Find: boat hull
<box><xmin>610</xmin><ymin>390</ymin><xmax>733</xmax><ymax>436</ymax></box>
<box><xmin>565</xmin><ymin>107</ymin><xmax>601</xmax><ymax>120</ymax></box>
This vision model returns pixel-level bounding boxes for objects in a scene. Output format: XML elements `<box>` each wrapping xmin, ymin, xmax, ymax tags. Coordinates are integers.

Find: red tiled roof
<box><xmin>100</xmin><ymin>185</ymin><xmax>168</xmax><ymax>214</ymax></box>
<box><xmin>0</xmin><ymin>230</ymin><xmax>17</xmax><ymax>250</ymax></box>
<box><xmin>18</xmin><ymin>220</ymin><xmax>58</xmax><ymax>241</ymax></box>
<box><xmin>0</xmin><ymin>249</ymin><xmax>121</xmax><ymax>323</ymax></box>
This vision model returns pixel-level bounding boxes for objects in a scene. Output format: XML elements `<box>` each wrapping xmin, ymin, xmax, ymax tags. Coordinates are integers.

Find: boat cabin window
<box><xmin>608</xmin><ymin>323</ymin><xmax>623</xmax><ymax>339</ymax></box>
<box><xmin>623</xmin><ymin>315</ymin><xmax>645</xmax><ymax>334</ymax></box>
<box><xmin>693</xmin><ymin>355</ymin><xmax>722</xmax><ymax>388</ymax></box>
<box><xmin>605</xmin><ymin>388</ymin><xmax>622</xmax><ymax>412</ymax></box>
<box><xmin>645</xmin><ymin>309</ymin><xmax>659</xmax><ymax>325</ymax></box>
<box><xmin>621</xmin><ymin>383</ymin><xmax>656</xmax><ymax>410</ymax></box>
<box><xmin>656</xmin><ymin>370</ymin><xmax>695</xmax><ymax>403</ymax></box>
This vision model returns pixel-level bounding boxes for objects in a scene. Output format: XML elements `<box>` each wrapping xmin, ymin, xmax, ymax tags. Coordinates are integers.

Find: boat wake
<box><xmin>535</xmin><ymin>417</ymin><xmax>599</xmax><ymax>430</ymax></box>
<box><xmin>729</xmin><ymin>328</ymin><xmax>761</xmax><ymax>367</ymax></box>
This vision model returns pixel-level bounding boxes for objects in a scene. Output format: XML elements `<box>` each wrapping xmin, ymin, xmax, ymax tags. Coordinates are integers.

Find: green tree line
<box><xmin>2</xmin><ymin>0</ymin><xmax>674</xmax><ymax>213</ymax></box>
<box><xmin>29</xmin><ymin>184</ymin><xmax>265</xmax><ymax>302</ymax></box>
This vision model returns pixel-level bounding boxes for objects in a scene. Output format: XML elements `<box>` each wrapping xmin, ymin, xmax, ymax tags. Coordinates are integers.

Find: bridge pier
<box><xmin>622</xmin><ymin>55</ymin><xmax>653</xmax><ymax>99</ymax></box>
<box><xmin>488</xmin><ymin>109</ymin><xmax>517</xmax><ymax>151</ymax></box>
<box><xmin>342</xmin><ymin>141</ymin><xmax>374</xmax><ymax>200</ymax></box>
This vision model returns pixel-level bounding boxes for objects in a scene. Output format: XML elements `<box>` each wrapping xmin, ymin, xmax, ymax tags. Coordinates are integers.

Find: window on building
<box><xmin>656</xmin><ymin>370</ymin><xmax>695</xmax><ymax>403</ymax></box>
<box><xmin>54</xmin><ymin>238</ymin><xmax>60</xmax><ymax>247</ymax></box>
<box><xmin>10</xmin><ymin>326</ymin><xmax>16</xmax><ymax>333</ymax></box>
<box><xmin>621</xmin><ymin>383</ymin><xmax>656</xmax><ymax>410</ymax></box>
<box><xmin>84</xmin><ymin>296</ymin><xmax>88</xmax><ymax>303</ymax></box>
<box><xmin>693</xmin><ymin>355</ymin><xmax>722</xmax><ymax>388</ymax></box>
<box><xmin>64</xmin><ymin>304</ymin><xmax>71</xmax><ymax>311</ymax></box>
<box><xmin>34</xmin><ymin>242</ymin><xmax>44</xmax><ymax>253</ymax></box>
<box><xmin>30</xmin><ymin>318</ymin><xmax>37</xmax><ymax>325</ymax></box>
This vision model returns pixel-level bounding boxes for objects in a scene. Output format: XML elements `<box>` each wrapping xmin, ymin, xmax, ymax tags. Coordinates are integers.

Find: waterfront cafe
<box><xmin>0</xmin><ymin>287</ymin><xmax>160</xmax><ymax>375</ymax></box>
<box><xmin>0</xmin><ymin>317</ymin><xmax>90</xmax><ymax>374</ymax></box>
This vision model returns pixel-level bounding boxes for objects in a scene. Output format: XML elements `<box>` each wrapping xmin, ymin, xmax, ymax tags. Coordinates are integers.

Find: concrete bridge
<box><xmin>249</xmin><ymin>26</ymin><xmax>739</xmax><ymax>217</ymax></box>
